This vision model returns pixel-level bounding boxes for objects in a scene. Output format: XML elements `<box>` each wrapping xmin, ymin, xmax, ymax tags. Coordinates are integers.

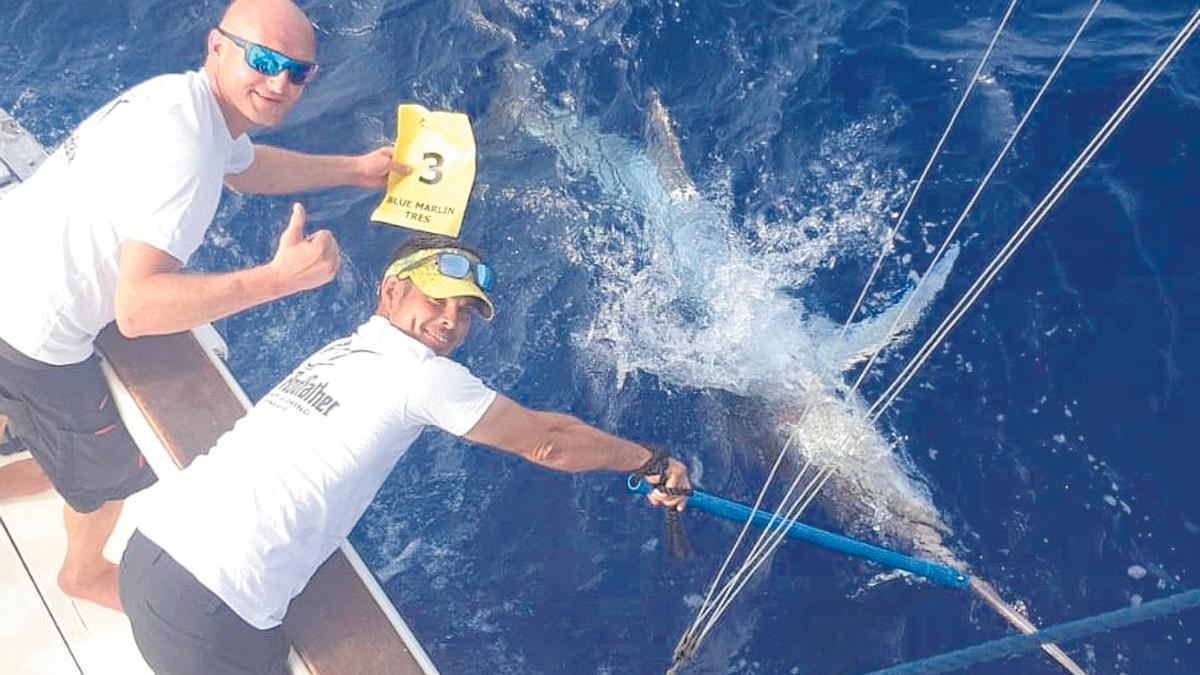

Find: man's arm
<box><xmin>113</xmin><ymin>203</ymin><xmax>337</xmax><ymax>337</ymax></box>
<box><xmin>464</xmin><ymin>394</ymin><xmax>690</xmax><ymax>509</ymax></box>
<box><xmin>224</xmin><ymin>145</ymin><xmax>406</xmax><ymax>195</ymax></box>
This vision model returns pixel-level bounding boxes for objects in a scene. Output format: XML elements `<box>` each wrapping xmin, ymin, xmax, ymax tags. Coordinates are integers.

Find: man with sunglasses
<box><xmin>0</xmin><ymin>0</ymin><xmax>406</xmax><ymax>611</ymax></box>
<box><xmin>117</xmin><ymin>233</ymin><xmax>692</xmax><ymax>674</ymax></box>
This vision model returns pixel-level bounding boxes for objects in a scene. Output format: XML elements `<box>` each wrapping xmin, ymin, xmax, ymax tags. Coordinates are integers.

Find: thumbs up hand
<box><xmin>270</xmin><ymin>203</ymin><xmax>340</xmax><ymax>293</ymax></box>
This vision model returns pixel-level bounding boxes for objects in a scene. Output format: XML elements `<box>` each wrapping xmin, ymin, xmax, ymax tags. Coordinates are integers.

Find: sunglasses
<box><xmin>216</xmin><ymin>27</ymin><xmax>318</xmax><ymax>86</ymax></box>
<box><xmin>389</xmin><ymin>250</ymin><xmax>495</xmax><ymax>292</ymax></box>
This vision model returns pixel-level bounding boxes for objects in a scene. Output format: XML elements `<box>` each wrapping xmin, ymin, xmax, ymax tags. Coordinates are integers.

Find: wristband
<box><xmin>634</xmin><ymin>445</ymin><xmax>671</xmax><ymax>483</ymax></box>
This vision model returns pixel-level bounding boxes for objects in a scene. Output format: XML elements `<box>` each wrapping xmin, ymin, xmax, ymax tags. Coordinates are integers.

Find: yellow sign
<box><xmin>371</xmin><ymin>104</ymin><xmax>476</xmax><ymax>237</ymax></box>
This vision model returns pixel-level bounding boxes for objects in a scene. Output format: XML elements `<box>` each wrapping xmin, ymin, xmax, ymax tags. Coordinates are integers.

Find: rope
<box><xmin>712</xmin><ymin>14</ymin><xmax>1124</xmax><ymax>622</ymax></box>
<box><xmin>674</xmin><ymin>468</ymin><xmax>832</xmax><ymax>662</ymax></box>
<box><xmin>866</xmin><ymin>589</ymin><xmax>1200</xmax><ymax>674</ymax></box>
<box><xmin>673</xmin><ymin>3</ymin><xmax>1200</xmax><ymax>670</ymax></box>
<box><xmin>870</xmin><ymin>6</ymin><xmax>1200</xmax><ymax>421</ymax></box>
<box><xmin>671</xmin><ymin>4</ymin><xmax>1024</xmax><ymax>663</ymax></box>
<box><xmin>849</xmin><ymin>0</ymin><xmax>1104</xmax><ymax>401</ymax></box>
<box><xmin>837</xmin><ymin>0</ymin><xmax>1021</xmax><ymax>342</ymax></box>
<box><xmin>724</xmin><ymin>3</ymin><xmax>1199</xmax><ymax>669</ymax></box>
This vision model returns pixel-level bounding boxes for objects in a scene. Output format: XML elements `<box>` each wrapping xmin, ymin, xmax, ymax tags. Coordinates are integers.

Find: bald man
<box><xmin>0</xmin><ymin>0</ymin><xmax>404</xmax><ymax>611</ymax></box>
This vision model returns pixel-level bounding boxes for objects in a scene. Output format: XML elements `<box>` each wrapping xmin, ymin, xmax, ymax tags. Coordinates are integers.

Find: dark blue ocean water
<box><xmin>3</xmin><ymin>1</ymin><xmax>1199</xmax><ymax>673</ymax></box>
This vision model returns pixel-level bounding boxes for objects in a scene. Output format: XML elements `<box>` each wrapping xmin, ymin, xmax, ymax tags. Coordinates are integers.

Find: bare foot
<box><xmin>58</xmin><ymin>560</ymin><xmax>124</xmax><ymax>613</ymax></box>
<box><xmin>0</xmin><ymin>457</ymin><xmax>54</xmax><ymax>501</ymax></box>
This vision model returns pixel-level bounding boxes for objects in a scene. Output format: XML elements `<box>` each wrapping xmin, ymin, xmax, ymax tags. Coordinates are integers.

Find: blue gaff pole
<box><xmin>628</xmin><ymin>476</ymin><xmax>969</xmax><ymax>590</ymax></box>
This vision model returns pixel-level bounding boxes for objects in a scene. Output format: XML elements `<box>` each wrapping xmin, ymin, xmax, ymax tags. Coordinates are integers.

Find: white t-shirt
<box><xmin>0</xmin><ymin>70</ymin><xmax>254</xmax><ymax>365</ymax></box>
<box><xmin>132</xmin><ymin>316</ymin><xmax>498</xmax><ymax>629</ymax></box>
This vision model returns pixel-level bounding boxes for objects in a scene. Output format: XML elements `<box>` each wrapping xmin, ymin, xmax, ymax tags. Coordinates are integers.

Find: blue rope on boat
<box><xmin>627</xmin><ymin>476</ymin><xmax>969</xmax><ymax>589</ymax></box>
<box><xmin>866</xmin><ymin>588</ymin><xmax>1200</xmax><ymax>674</ymax></box>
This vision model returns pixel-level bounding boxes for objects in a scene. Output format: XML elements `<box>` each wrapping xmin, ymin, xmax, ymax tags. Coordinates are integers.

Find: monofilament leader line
<box><xmin>672</xmin><ymin>2</ymin><xmax>1200</xmax><ymax>672</ymax></box>
<box><xmin>671</xmin><ymin>0</ymin><xmax>1024</xmax><ymax>666</ymax></box>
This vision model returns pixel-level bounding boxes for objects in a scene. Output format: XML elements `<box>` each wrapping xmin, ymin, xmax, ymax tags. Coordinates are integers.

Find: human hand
<box><xmin>270</xmin><ymin>203</ymin><xmax>339</xmax><ymax>293</ymax></box>
<box><xmin>350</xmin><ymin>146</ymin><xmax>411</xmax><ymax>190</ymax></box>
<box><xmin>645</xmin><ymin>456</ymin><xmax>691</xmax><ymax>513</ymax></box>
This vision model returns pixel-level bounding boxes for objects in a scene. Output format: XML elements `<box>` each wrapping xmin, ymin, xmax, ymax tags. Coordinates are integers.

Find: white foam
<box><xmin>534</xmin><ymin>106</ymin><xmax>957</xmax><ymax>556</ymax></box>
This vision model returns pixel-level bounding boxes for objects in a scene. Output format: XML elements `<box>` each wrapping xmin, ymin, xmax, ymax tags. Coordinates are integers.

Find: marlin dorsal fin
<box><xmin>643</xmin><ymin>90</ymin><xmax>699</xmax><ymax>201</ymax></box>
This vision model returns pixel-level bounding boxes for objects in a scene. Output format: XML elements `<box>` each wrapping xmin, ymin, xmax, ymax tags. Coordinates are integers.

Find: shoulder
<box><xmin>126</xmin><ymin>71</ymin><xmax>196</xmax><ymax>97</ymax></box>
<box><xmin>109</xmin><ymin>72</ymin><xmax>211</xmax><ymax>140</ymax></box>
<box><xmin>350</xmin><ymin>318</ymin><xmax>487</xmax><ymax>390</ymax></box>
<box><xmin>404</xmin><ymin>354</ymin><xmax>496</xmax><ymax>434</ymax></box>
<box><xmin>108</xmin><ymin>73</ymin><xmax>195</xmax><ymax>116</ymax></box>
<box><xmin>409</xmin><ymin>354</ymin><xmax>491</xmax><ymax>401</ymax></box>
<box><xmin>422</xmin><ymin>353</ymin><xmax>476</xmax><ymax>377</ymax></box>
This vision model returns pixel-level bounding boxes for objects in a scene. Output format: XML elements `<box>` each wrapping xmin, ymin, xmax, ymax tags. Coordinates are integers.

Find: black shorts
<box><xmin>119</xmin><ymin>530</ymin><xmax>289</xmax><ymax>675</ymax></box>
<box><xmin>0</xmin><ymin>337</ymin><xmax>155</xmax><ymax>513</ymax></box>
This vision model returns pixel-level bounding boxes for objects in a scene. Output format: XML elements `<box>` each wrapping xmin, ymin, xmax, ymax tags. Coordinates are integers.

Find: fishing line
<box><xmin>836</xmin><ymin>0</ymin><xmax>1023</xmax><ymax>344</ymax></box>
<box><xmin>849</xmin><ymin>0</ymin><xmax>1105</xmax><ymax>402</ymax></box>
<box><xmin>668</xmin><ymin>2</ymin><xmax>1200</xmax><ymax>669</ymax></box>
<box><xmin>870</xmin><ymin>6</ymin><xmax>1200</xmax><ymax>421</ymax></box>
<box><xmin>705</xmin><ymin>4</ymin><xmax>1109</xmax><ymax>648</ymax></box>
<box><xmin>712</xmin><ymin>0</ymin><xmax>1104</xmax><ymax>617</ymax></box>
<box><xmin>672</xmin><ymin>1</ymin><xmax>1024</xmax><ymax>661</ymax></box>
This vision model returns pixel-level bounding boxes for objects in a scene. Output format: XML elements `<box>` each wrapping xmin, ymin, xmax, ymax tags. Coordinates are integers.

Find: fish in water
<box><xmin>507</xmin><ymin>79</ymin><xmax>963</xmax><ymax>569</ymax></box>
<box><xmin>482</xmin><ymin>35</ymin><xmax>1086</xmax><ymax>672</ymax></box>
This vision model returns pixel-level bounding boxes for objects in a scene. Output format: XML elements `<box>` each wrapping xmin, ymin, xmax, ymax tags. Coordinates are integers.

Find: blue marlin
<box><xmin>485</xmin><ymin>45</ymin><xmax>1084</xmax><ymax>671</ymax></box>
<box><xmin>504</xmin><ymin>80</ymin><xmax>962</xmax><ymax>568</ymax></box>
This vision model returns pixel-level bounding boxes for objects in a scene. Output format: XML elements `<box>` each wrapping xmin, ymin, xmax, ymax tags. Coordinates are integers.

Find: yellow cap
<box><xmin>385</xmin><ymin>248</ymin><xmax>495</xmax><ymax>321</ymax></box>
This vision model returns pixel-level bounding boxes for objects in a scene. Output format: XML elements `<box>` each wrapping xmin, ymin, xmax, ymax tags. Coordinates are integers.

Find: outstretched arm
<box><xmin>113</xmin><ymin>203</ymin><xmax>338</xmax><ymax>337</ymax></box>
<box><xmin>225</xmin><ymin>145</ymin><xmax>408</xmax><ymax>195</ymax></box>
<box><xmin>464</xmin><ymin>395</ymin><xmax>690</xmax><ymax>510</ymax></box>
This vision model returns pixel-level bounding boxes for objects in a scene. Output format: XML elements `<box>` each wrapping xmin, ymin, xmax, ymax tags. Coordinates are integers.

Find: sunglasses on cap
<box><xmin>216</xmin><ymin>26</ymin><xmax>318</xmax><ymax>86</ymax></box>
<box><xmin>386</xmin><ymin>250</ymin><xmax>495</xmax><ymax>292</ymax></box>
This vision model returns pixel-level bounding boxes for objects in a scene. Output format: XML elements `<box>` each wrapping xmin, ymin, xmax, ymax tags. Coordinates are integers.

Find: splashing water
<box><xmin>515</xmin><ymin>87</ymin><xmax>962</xmax><ymax>563</ymax></box>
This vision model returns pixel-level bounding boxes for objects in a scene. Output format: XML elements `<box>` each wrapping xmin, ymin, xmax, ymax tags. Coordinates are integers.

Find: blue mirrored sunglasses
<box><xmin>216</xmin><ymin>27</ymin><xmax>318</xmax><ymax>86</ymax></box>
<box><xmin>396</xmin><ymin>251</ymin><xmax>495</xmax><ymax>292</ymax></box>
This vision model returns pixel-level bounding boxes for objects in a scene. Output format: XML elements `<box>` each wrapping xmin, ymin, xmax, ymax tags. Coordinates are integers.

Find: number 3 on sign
<box><xmin>420</xmin><ymin>152</ymin><xmax>444</xmax><ymax>185</ymax></box>
<box><xmin>370</xmin><ymin>103</ymin><xmax>475</xmax><ymax>236</ymax></box>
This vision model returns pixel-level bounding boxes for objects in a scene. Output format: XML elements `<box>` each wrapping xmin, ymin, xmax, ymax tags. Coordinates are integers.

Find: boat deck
<box><xmin>0</xmin><ymin>466</ymin><xmax>152</xmax><ymax>674</ymax></box>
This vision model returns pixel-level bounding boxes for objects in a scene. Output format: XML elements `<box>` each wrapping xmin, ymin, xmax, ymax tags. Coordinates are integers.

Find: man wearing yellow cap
<box><xmin>116</xmin><ymin>233</ymin><xmax>692</xmax><ymax>674</ymax></box>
